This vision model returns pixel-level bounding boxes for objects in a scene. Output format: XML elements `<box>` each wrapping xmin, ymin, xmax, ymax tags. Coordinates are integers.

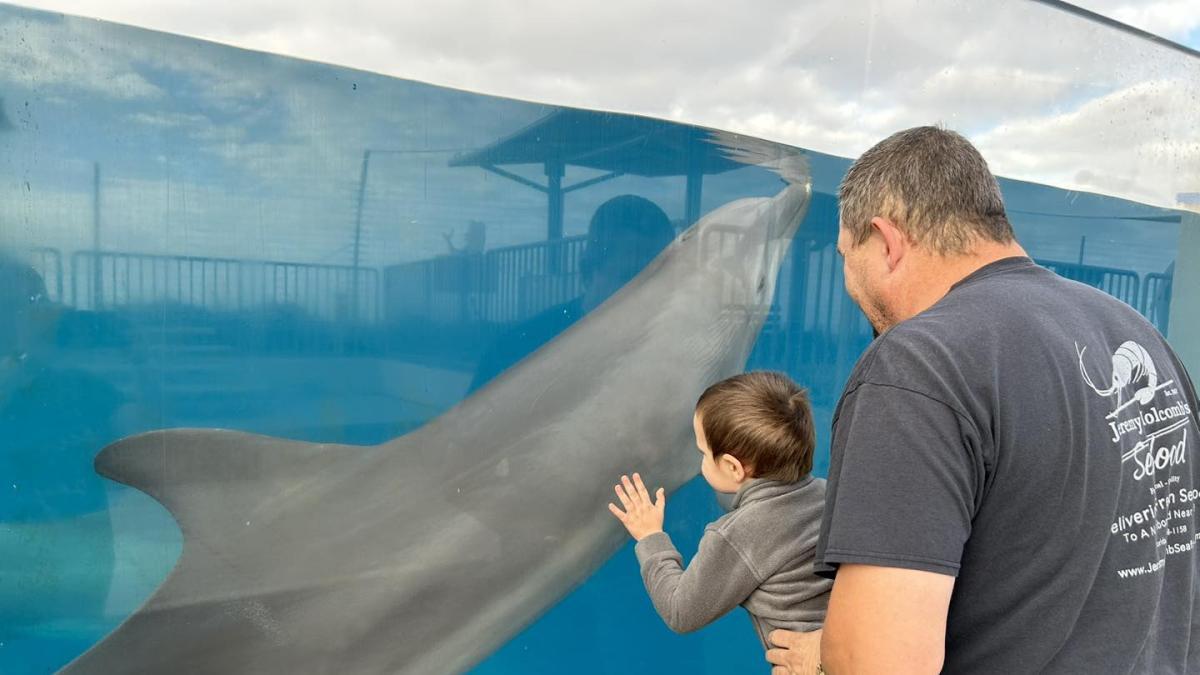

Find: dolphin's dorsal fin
<box><xmin>95</xmin><ymin>429</ymin><xmax>348</xmax><ymax>540</ymax></box>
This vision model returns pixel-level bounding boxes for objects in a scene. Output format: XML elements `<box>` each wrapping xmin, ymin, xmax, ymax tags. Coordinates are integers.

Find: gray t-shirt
<box><xmin>815</xmin><ymin>257</ymin><xmax>1200</xmax><ymax>673</ymax></box>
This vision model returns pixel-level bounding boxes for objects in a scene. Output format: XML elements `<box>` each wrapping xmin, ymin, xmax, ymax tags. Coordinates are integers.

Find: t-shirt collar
<box><xmin>949</xmin><ymin>255</ymin><xmax>1035</xmax><ymax>292</ymax></box>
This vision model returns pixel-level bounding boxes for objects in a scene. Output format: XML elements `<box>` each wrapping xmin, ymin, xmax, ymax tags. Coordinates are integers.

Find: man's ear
<box><xmin>870</xmin><ymin>216</ymin><xmax>908</xmax><ymax>272</ymax></box>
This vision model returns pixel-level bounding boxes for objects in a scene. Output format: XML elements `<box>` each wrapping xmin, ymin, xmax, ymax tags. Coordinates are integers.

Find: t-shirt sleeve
<box><xmin>815</xmin><ymin>382</ymin><xmax>985</xmax><ymax>578</ymax></box>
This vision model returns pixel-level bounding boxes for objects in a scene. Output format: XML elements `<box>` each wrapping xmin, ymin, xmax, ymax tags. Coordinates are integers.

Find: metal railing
<box><xmin>70</xmin><ymin>250</ymin><xmax>379</xmax><ymax>321</ymax></box>
<box><xmin>12</xmin><ymin>244</ymin><xmax>1176</xmax><ymax>343</ymax></box>
<box><xmin>753</xmin><ymin>238</ymin><xmax>874</xmax><ymax>387</ymax></box>
<box><xmin>1142</xmin><ymin>272</ymin><xmax>1173</xmax><ymax>334</ymax></box>
<box><xmin>384</xmin><ymin>236</ymin><xmax>588</xmax><ymax>324</ymax></box>
<box><xmin>1036</xmin><ymin>258</ymin><xmax>1142</xmax><ymax>310</ymax></box>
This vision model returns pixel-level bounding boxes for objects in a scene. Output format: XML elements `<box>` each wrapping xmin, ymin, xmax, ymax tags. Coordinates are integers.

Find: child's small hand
<box><xmin>607</xmin><ymin>473</ymin><xmax>666</xmax><ymax>541</ymax></box>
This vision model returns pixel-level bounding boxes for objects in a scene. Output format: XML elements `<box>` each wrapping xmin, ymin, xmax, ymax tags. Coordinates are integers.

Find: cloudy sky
<box><xmin>6</xmin><ymin>0</ymin><xmax>1197</xmax><ymax>212</ymax></box>
<box><xmin>11</xmin><ymin>1</ymin><xmax>1200</xmax><ymax>67</ymax></box>
<box><xmin>1074</xmin><ymin>0</ymin><xmax>1200</xmax><ymax>47</ymax></box>
<box><xmin>1</xmin><ymin>0</ymin><xmax>1197</xmax><ymax>280</ymax></box>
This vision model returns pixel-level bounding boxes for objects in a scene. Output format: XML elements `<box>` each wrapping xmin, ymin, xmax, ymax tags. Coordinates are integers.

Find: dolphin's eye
<box><xmin>757</xmin><ymin>276</ymin><xmax>766</xmax><ymax>292</ymax></box>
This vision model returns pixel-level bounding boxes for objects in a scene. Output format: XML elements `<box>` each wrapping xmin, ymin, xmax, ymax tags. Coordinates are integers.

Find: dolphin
<box><xmin>61</xmin><ymin>134</ymin><xmax>812</xmax><ymax>675</ymax></box>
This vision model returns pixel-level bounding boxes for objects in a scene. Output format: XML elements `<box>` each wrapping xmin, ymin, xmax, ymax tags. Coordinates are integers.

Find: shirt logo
<box><xmin>1076</xmin><ymin>340</ymin><xmax>1173</xmax><ymax>420</ymax></box>
<box><xmin>1079</xmin><ymin>340</ymin><xmax>1199</xmax><ymax>579</ymax></box>
<box><xmin>1077</xmin><ymin>339</ymin><xmax>1192</xmax><ymax>482</ymax></box>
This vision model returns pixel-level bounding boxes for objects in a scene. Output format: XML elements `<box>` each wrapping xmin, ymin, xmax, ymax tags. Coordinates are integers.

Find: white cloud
<box><xmin>1070</xmin><ymin>0</ymin><xmax>1200</xmax><ymax>41</ymax></box>
<box><xmin>976</xmin><ymin>78</ymin><xmax>1200</xmax><ymax>205</ymax></box>
<box><xmin>0</xmin><ymin>10</ymin><xmax>162</xmax><ymax>99</ymax></box>
<box><xmin>3</xmin><ymin>0</ymin><xmax>1198</xmax><ymax>212</ymax></box>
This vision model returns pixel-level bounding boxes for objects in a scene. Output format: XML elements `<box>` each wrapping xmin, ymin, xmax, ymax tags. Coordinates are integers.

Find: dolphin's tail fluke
<box><xmin>61</xmin><ymin>430</ymin><xmax>359</xmax><ymax>674</ymax></box>
<box><xmin>708</xmin><ymin>130</ymin><xmax>811</xmax><ymax>187</ymax></box>
<box><xmin>94</xmin><ymin>429</ymin><xmax>340</xmax><ymax>525</ymax></box>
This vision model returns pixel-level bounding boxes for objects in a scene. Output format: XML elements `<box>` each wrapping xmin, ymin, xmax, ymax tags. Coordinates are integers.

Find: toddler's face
<box><xmin>693</xmin><ymin>413</ymin><xmax>745</xmax><ymax>494</ymax></box>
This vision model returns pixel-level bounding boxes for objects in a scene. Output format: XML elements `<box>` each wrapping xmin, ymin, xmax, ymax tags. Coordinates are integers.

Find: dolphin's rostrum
<box><xmin>61</xmin><ymin>134</ymin><xmax>813</xmax><ymax>674</ymax></box>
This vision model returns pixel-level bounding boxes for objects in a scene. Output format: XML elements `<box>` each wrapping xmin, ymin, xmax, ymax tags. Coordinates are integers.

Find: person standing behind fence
<box><xmin>468</xmin><ymin>195</ymin><xmax>675</xmax><ymax>392</ymax></box>
<box><xmin>764</xmin><ymin>126</ymin><xmax>1200</xmax><ymax>674</ymax></box>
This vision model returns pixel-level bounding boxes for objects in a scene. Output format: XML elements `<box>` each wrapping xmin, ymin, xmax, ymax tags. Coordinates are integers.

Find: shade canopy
<box><xmin>450</xmin><ymin>108</ymin><xmax>742</xmax><ymax>177</ymax></box>
<box><xmin>449</xmin><ymin>109</ymin><xmax>744</xmax><ymax>242</ymax></box>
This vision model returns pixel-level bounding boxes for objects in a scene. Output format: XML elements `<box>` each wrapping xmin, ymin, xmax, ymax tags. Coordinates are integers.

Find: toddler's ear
<box><xmin>721</xmin><ymin>454</ymin><xmax>749</xmax><ymax>481</ymax></box>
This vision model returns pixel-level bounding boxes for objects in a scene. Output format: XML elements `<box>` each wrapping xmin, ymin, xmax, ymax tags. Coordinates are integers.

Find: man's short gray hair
<box><xmin>839</xmin><ymin>126</ymin><xmax>1013</xmax><ymax>255</ymax></box>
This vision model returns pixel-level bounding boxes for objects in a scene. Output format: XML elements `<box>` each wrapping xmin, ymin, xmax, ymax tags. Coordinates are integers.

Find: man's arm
<box><xmin>820</xmin><ymin>564</ymin><xmax>955</xmax><ymax>675</ymax></box>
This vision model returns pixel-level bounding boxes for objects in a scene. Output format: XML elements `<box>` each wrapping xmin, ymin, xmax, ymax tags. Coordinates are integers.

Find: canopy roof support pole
<box><xmin>546</xmin><ymin>159</ymin><xmax>565</xmax><ymax>241</ymax></box>
<box><xmin>685</xmin><ymin>140</ymin><xmax>704</xmax><ymax>227</ymax></box>
<box><xmin>685</xmin><ymin>169</ymin><xmax>703</xmax><ymax>228</ymax></box>
<box><xmin>546</xmin><ymin>159</ymin><xmax>565</xmax><ymax>273</ymax></box>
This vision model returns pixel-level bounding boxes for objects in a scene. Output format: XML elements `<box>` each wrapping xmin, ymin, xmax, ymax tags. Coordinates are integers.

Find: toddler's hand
<box><xmin>607</xmin><ymin>473</ymin><xmax>665</xmax><ymax>541</ymax></box>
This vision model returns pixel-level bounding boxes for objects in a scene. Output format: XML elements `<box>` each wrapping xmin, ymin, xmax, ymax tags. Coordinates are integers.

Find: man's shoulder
<box><xmin>837</xmin><ymin>307</ymin><xmax>1001</xmax><ymax>423</ymax></box>
<box><xmin>850</xmin><ymin>265</ymin><xmax>1100</xmax><ymax>386</ymax></box>
<box><xmin>846</xmin><ymin>321</ymin><xmax>958</xmax><ymax>389</ymax></box>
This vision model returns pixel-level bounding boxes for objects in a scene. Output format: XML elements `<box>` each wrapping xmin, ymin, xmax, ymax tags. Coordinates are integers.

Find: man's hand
<box><xmin>766</xmin><ymin>628</ymin><xmax>822</xmax><ymax>675</ymax></box>
<box><xmin>607</xmin><ymin>473</ymin><xmax>665</xmax><ymax>541</ymax></box>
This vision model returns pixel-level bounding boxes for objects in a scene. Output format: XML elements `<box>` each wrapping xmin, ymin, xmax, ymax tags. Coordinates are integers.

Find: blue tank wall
<box><xmin>0</xmin><ymin>3</ymin><xmax>1191</xmax><ymax>673</ymax></box>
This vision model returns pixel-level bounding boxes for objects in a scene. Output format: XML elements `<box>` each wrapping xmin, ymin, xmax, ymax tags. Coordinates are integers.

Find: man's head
<box><xmin>580</xmin><ymin>195</ymin><xmax>675</xmax><ymax>310</ymax></box>
<box><xmin>837</xmin><ymin>126</ymin><xmax>1020</xmax><ymax>332</ymax></box>
<box><xmin>693</xmin><ymin>371</ymin><xmax>815</xmax><ymax>492</ymax></box>
<box><xmin>0</xmin><ymin>256</ymin><xmax>50</xmax><ymax>361</ymax></box>
<box><xmin>0</xmin><ymin>96</ymin><xmax>12</xmax><ymax>132</ymax></box>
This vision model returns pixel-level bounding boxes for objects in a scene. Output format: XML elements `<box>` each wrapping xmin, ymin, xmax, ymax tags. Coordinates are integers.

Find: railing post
<box><xmin>351</xmin><ymin>150</ymin><xmax>371</xmax><ymax>322</ymax></box>
<box><xmin>91</xmin><ymin>162</ymin><xmax>102</xmax><ymax>309</ymax></box>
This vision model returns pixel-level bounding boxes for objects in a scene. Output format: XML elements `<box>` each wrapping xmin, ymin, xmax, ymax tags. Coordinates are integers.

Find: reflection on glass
<box><xmin>0</xmin><ymin>3</ymin><xmax>1194</xmax><ymax>674</ymax></box>
<box><xmin>468</xmin><ymin>194</ymin><xmax>676</xmax><ymax>392</ymax></box>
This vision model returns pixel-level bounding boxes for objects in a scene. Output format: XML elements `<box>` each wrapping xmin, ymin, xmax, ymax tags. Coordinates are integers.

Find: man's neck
<box><xmin>896</xmin><ymin>240</ymin><xmax>1028</xmax><ymax>323</ymax></box>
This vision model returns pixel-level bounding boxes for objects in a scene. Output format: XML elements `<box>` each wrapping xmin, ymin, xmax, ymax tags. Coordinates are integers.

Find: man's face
<box><xmin>837</xmin><ymin>225</ymin><xmax>894</xmax><ymax>333</ymax></box>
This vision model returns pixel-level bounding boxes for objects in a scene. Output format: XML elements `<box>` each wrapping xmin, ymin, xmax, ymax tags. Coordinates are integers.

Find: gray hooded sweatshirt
<box><xmin>634</xmin><ymin>476</ymin><xmax>831</xmax><ymax>649</ymax></box>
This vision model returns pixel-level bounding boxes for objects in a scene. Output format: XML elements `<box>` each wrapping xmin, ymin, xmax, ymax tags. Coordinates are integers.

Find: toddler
<box><xmin>608</xmin><ymin>371</ymin><xmax>831</xmax><ymax>653</ymax></box>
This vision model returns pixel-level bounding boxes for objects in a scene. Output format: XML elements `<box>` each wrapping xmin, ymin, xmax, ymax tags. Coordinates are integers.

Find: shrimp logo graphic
<box><xmin>1076</xmin><ymin>340</ymin><xmax>1174</xmax><ymax>420</ymax></box>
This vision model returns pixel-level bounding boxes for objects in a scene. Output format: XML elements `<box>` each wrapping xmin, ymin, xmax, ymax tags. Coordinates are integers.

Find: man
<box><xmin>768</xmin><ymin>126</ymin><xmax>1199</xmax><ymax>673</ymax></box>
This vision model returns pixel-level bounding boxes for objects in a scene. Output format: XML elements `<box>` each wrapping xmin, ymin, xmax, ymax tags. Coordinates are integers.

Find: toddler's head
<box><xmin>693</xmin><ymin>371</ymin><xmax>815</xmax><ymax>493</ymax></box>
